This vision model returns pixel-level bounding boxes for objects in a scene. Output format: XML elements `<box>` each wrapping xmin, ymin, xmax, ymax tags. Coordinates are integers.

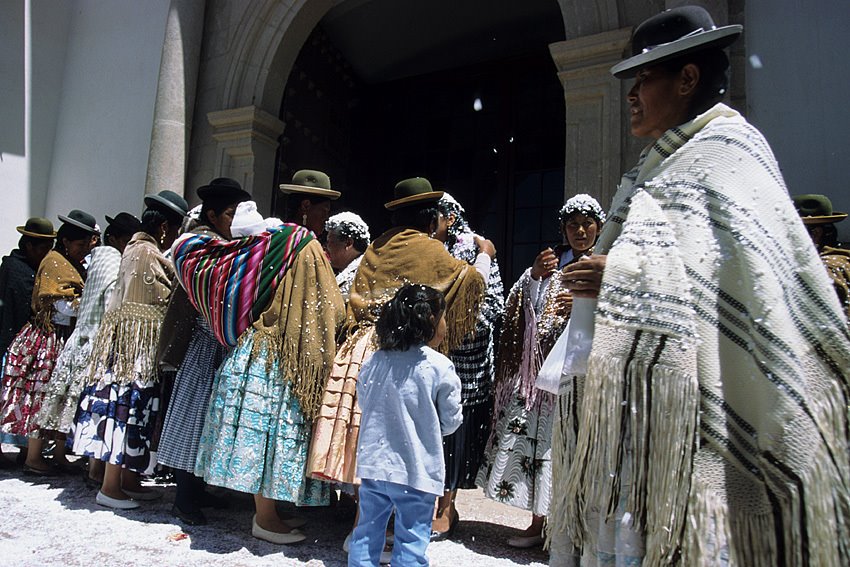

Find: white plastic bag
<box><xmin>535</xmin><ymin>297</ymin><xmax>597</xmax><ymax>394</ymax></box>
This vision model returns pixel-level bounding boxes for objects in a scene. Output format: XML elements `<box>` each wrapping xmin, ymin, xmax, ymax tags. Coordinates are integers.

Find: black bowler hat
<box><xmin>384</xmin><ymin>177</ymin><xmax>444</xmax><ymax>211</ymax></box>
<box><xmin>611</xmin><ymin>6</ymin><xmax>742</xmax><ymax>79</ymax></box>
<box><xmin>196</xmin><ymin>177</ymin><xmax>251</xmax><ymax>204</ymax></box>
<box><xmin>144</xmin><ymin>190</ymin><xmax>189</xmax><ymax>220</ymax></box>
<box><xmin>105</xmin><ymin>212</ymin><xmax>143</xmax><ymax>236</ymax></box>
<box><xmin>58</xmin><ymin>209</ymin><xmax>100</xmax><ymax>235</ymax></box>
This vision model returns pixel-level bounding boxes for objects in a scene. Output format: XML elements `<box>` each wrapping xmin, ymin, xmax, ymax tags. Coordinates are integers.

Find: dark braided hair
<box><xmin>376</xmin><ymin>284</ymin><xmax>446</xmax><ymax>351</ymax></box>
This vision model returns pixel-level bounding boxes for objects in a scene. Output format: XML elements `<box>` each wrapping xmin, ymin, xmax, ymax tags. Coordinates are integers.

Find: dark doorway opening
<box><xmin>274</xmin><ymin>1</ymin><xmax>566</xmax><ymax>284</ymax></box>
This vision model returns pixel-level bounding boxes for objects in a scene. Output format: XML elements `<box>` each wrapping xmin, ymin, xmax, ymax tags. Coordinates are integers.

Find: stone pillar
<box><xmin>144</xmin><ymin>0</ymin><xmax>206</xmax><ymax>197</ymax></box>
<box><xmin>549</xmin><ymin>28</ymin><xmax>631</xmax><ymax>208</ymax></box>
<box><xmin>207</xmin><ymin>105</ymin><xmax>285</xmax><ymax>214</ymax></box>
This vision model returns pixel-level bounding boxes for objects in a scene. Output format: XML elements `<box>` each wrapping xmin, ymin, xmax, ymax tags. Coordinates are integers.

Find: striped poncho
<box><xmin>172</xmin><ymin>224</ymin><xmax>313</xmax><ymax>346</ymax></box>
<box><xmin>550</xmin><ymin>104</ymin><xmax>850</xmax><ymax>566</ymax></box>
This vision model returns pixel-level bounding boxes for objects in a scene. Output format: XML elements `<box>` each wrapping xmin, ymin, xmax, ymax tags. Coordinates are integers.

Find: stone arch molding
<box><xmin>206</xmin><ymin>0</ymin><xmax>644</xmax><ymax>210</ymax></box>
<box><xmin>221</xmin><ymin>0</ymin><xmax>633</xmax><ymax>118</ymax></box>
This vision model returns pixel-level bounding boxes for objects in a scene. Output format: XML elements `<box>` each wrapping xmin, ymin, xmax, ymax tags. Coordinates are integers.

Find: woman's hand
<box><xmin>562</xmin><ymin>254</ymin><xmax>607</xmax><ymax>298</ymax></box>
<box><xmin>531</xmin><ymin>248</ymin><xmax>557</xmax><ymax>280</ymax></box>
<box><xmin>474</xmin><ymin>235</ymin><xmax>496</xmax><ymax>258</ymax></box>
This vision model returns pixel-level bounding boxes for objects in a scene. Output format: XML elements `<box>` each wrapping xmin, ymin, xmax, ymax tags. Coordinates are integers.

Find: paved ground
<box><xmin>0</xmin><ymin>449</ymin><xmax>548</xmax><ymax>567</ymax></box>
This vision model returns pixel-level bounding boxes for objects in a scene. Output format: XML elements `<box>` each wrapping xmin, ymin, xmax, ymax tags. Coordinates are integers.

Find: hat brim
<box><xmin>384</xmin><ymin>191</ymin><xmax>445</xmax><ymax>211</ymax></box>
<box><xmin>144</xmin><ymin>194</ymin><xmax>188</xmax><ymax>219</ymax></box>
<box><xmin>16</xmin><ymin>226</ymin><xmax>57</xmax><ymax>239</ymax></box>
<box><xmin>278</xmin><ymin>184</ymin><xmax>341</xmax><ymax>200</ymax></box>
<box><xmin>801</xmin><ymin>213</ymin><xmax>848</xmax><ymax>225</ymax></box>
<box><xmin>57</xmin><ymin>215</ymin><xmax>100</xmax><ymax>235</ymax></box>
<box><xmin>197</xmin><ymin>186</ymin><xmax>252</xmax><ymax>204</ymax></box>
<box><xmin>611</xmin><ymin>25</ymin><xmax>742</xmax><ymax>79</ymax></box>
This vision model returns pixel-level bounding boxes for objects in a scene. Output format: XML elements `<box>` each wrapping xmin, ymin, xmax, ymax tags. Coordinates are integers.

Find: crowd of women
<box><xmin>1</xmin><ymin>6</ymin><xmax>850</xmax><ymax>566</ymax></box>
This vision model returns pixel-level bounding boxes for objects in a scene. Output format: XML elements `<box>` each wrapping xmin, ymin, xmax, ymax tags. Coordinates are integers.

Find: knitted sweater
<box><xmin>356</xmin><ymin>345</ymin><xmax>463</xmax><ymax>495</ymax></box>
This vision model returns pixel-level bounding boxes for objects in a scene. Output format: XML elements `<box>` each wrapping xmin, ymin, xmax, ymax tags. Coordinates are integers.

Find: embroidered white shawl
<box><xmin>551</xmin><ymin>104</ymin><xmax>850</xmax><ymax>566</ymax></box>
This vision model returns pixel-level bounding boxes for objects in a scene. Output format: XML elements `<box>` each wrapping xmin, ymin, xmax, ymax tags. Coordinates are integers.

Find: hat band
<box><xmin>641</xmin><ymin>26</ymin><xmax>712</xmax><ymax>54</ymax></box>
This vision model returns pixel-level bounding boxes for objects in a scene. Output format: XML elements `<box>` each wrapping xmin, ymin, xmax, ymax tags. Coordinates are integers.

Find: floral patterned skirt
<box><xmin>71</xmin><ymin>376</ymin><xmax>159</xmax><ymax>473</ymax></box>
<box><xmin>0</xmin><ymin>322</ymin><xmax>70</xmax><ymax>437</ymax></box>
<box><xmin>194</xmin><ymin>328</ymin><xmax>329</xmax><ymax>506</ymax></box>
<box><xmin>476</xmin><ymin>389</ymin><xmax>555</xmax><ymax>516</ymax></box>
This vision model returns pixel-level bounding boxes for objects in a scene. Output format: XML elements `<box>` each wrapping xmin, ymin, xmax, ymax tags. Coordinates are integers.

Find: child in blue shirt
<box><xmin>348</xmin><ymin>284</ymin><xmax>463</xmax><ymax>567</ymax></box>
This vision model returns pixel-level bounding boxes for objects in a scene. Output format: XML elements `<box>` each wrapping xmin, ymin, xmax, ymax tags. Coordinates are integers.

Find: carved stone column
<box><xmin>549</xmin><ymin>28</ymin><xmax>631</xmax><ymax>208</ymax></box>
<box><xmin>207</xmin><ymin>105</ymin><xmax>285</xmax><ymax>214</ymax></box>
<box><xmin>144</xmin><ymin>0</ymin><xmax>206</xmax><ymax>197</ymax></box>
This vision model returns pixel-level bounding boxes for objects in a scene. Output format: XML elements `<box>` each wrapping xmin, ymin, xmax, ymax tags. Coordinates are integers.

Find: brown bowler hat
<box><xmin>384</xmin><ymin>177</ymin><xmax>444</xmax><ymax>211</ymax></box>
<box><xmin>16</xmin><ymin>217</ymin><xmax>57</xmax><ymax>239</ymax></box>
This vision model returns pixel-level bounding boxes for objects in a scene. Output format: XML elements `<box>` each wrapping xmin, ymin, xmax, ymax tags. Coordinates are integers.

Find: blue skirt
<box><xmin>194</xmin><ymin>328</ymin><xmax>329</xmax><ymax>505</ymax></box>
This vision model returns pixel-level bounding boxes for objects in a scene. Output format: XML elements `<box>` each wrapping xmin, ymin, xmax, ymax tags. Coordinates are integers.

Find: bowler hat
<box><xmin>16</xmin><ymin>217</ymin><xmax>57</xmax><ymax>239</ymax></box>
<box><xmin>385</xmin><ymin>177</ymin><xmax>444</xmax><ymax>211</ymax></box>
<box><xmin>144</xmin><ymin>190</ymin><xmax>189</xmax><ymax>220</ymax></box>
<box><xmin>58</xmin><ymin>210</ymin><xmax>100</xmax><ymax>235</ymax></box>
<box><xmin>279</xmin><ymin>170</ymin><xmax>341</xmax><ymax>200</ymax></box>
<box><xmin>196</xmin><ymin>177</ymin><xmax>251</xmax><ymax>204</ymax></box>
<box><xmin>611</xmin><ymin>6</ymin><xmax>742</xmax><ymax>79</ymax></box>
<box><xmin>792</xmin><ymin>194</ymin><xmax>847</xmax><ymax>225</ymax></box>
<box><xmin>105</xmin><ymin>212</ymin><xmax>143</xmax><ymax>236</ymax></box>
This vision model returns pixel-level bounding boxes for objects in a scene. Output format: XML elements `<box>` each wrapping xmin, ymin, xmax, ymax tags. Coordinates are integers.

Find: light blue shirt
<box><xmin>355</xmin><ymin>345</ymin><xmax>463</xmax><ymax>496</ymax></box>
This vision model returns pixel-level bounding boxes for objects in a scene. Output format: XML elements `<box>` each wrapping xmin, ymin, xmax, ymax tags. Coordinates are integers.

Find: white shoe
<box><xmin>343</xmin><ymin>532</ymin><xmax>351</xmax><ymax>552</ymax></box>
<box><xmin>283</xmin><ymin>516</ymin><xmax>307</xmax><ymax>529</ymax></box>
<box><xmin>96</xmin><ymin>491</ymin><xmax>140</xmax><ymax>510</ymax></box>
<box><xmin>122</xmin><ymin>489</ymin><xmax>162</xmax><ymax>501</ymax></box>
<box><xmin>251</xmin><ymin>515</ymin><xmax>306</xmax><ymax>544</ymax></box>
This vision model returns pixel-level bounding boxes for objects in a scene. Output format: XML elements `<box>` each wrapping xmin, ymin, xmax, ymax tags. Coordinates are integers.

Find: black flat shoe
<box><xmin>23</xmin><ymin>464</ymin><xmax>56</xmax><ymax>477</ymax></box>
<box><xmin>172</xmin><ymin>504</ymin><xmax>207</xmax><ymax>526</ymax></box>
<box><xmin>83</xmin><ymin>474</ymin><xmax>102</xmax><ymax>490</ymax></box>
<box><xmin>195</xmin><ymin>491</ymin><xmax>229</xmax><ymax>510</ymax></box>
<box><xmin>429</xmin><ymin>510</ymin><xmax>459</xmax><ymax>542</ymax></box>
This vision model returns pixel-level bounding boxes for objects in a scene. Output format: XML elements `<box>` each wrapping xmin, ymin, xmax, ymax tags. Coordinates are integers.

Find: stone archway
<box><xmin>184</xmin><ymin>0</ymin><xmax>741</xmax><ymax>215</ymax></box>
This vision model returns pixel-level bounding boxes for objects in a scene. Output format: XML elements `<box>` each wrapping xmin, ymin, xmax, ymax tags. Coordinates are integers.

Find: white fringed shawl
<box><xmin>551</xmin><ymin>104</ymin><xmax>850</xmax><ymax>566</ymax></box>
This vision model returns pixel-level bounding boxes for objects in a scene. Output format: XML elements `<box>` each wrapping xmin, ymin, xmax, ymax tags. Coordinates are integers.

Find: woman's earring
<box><xmin>159</xmin><ymin>231</ymin><xmax>166</xmax><ymax>246</ymax></box>
<box><xmin>302</xmin><ymin>214</ymin><xmax>308</xmax><ymax>226</ymax></box>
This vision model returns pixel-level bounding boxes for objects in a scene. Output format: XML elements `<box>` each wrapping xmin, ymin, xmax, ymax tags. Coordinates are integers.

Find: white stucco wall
<box><xmin>746</xmin><ymin>0</ymin><xmax>850</xmax><ymax>242</ymax></box>
<box><xmin>44</xmin><ymin>0</ymin><xmax>171</xmax><ymax>230</ymax></box>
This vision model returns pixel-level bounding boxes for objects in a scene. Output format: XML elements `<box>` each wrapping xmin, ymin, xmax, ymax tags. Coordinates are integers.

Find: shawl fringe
<box><xmin>89</xmin><ymin>303</ymin><xmax>165</xmax><ymax>386</ymax></box>
<box><xmin>563</xmin><ymin>351</ymin><xmax>699</xmax><ymax>564</ymax></box>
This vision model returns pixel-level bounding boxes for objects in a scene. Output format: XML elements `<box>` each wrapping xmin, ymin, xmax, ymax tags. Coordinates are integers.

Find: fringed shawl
<box><xmin>347</xmin><ymin>227</ymin><xmax>485</xmax><ymax>352</ymax></box>
<box><xmin>89</xmin><ymin>233</ymin><xmax>174</xmax><ymax>386</ymax></box>
<box><xmin>495</xmin><ymin>265</ymin><xmax>573</xmax><ymax>413</ymax></box>
<box><xmin>554</xmin><ymin>104</ymin><xmax>850</xmax><ymax>566</ymax></box>
<box><xmin>821</xmin><ymin>246</ymin><xmax>850</xmax><ymax>321</ymax></box>
<box><xmin>243</xmin><ymin>238</ymin><xmax>344</xmax><ymax>418</ymax></box>
<box><xmin>31</xmin><ymin>250</ymin><xmax>84</xmax><ymax>331</ymax></box>
<box><xmin>172</xmin><ymin>224</ymin><xmax>313</xmax><ymax>346</ymax></box>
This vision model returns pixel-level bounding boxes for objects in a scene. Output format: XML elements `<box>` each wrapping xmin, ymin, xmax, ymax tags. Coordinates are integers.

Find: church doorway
<box><xmin>272</xmin><ymin>0</ymin><xmax>566</xmax><ymax>282</ymax></box>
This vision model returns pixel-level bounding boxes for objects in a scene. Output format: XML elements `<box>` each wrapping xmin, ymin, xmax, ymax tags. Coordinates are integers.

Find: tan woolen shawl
<box><xmin>31</xmin><ymin>250</ymin><xmax>84</xmax><ymax>330</ymax></box>
<box><xmin>308</xmin><ymin>227</ymin><xmax>485</xmax><ymax>483</ymax></box>
<box><xmin>248</xmin><ymin>238</ymin><xmax>345</xmax><ymax>418</ymax></box>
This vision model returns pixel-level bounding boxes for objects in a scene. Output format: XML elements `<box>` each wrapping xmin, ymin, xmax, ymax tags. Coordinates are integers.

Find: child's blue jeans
<box><xmin>348</xmin><ymin>479</ymin><xmax>435</xmax><ymax>566</ymax></box>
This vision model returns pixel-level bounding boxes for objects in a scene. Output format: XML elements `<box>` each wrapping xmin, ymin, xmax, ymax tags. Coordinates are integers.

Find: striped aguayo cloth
<box><xmin>551</xmin><ymin>104</ymin><xmax>850</xmax><ymax>566</ymax></box>
<box><xmin>172</xmin><ymin>224</ymin><xmax>313</xmax><ymax>346</ymax></box>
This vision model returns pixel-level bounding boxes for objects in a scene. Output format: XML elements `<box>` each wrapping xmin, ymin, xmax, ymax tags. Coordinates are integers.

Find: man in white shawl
<box><xmin>549</xmin><ymin>6</ymin><xmax>850</xmax><ymax>566</ymax></box>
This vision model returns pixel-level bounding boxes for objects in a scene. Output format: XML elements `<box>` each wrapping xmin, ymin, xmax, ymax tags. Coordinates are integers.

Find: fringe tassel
<box><xmin>443</xmin><ymin>267</ymin><xmax>485</xmax><ymax>354</ymax></box>
<box><xmin>89</xmin><ymin>304</ymin><xmax>165</xmax><ymax>386</ymax></box>
<box><xmin>563</xmin><ymin>350</ymin><xmax>699</xmax><ymax>565</ymax></box>
<box><xmin>246</xmin><ymin>329</ymin><xmax>334</xmax><ymax>421</ymax></box>
<box><xmin>546</xmin><ymin>375</ymin><xmax>583</xmax><ymax>550</ymax></box>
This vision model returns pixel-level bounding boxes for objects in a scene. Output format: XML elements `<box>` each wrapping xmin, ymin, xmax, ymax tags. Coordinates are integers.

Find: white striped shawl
<box><xmin>552</xmin><ymin>104</ymin><xmax>850</xmax><ymax>566</ymax></box>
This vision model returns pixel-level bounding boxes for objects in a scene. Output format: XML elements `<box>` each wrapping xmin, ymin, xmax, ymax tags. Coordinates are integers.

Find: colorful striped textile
<box><xmin>173</xmin><ymin>224</ymin><xmax>313</xmax><ymax>346</ymax></box>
